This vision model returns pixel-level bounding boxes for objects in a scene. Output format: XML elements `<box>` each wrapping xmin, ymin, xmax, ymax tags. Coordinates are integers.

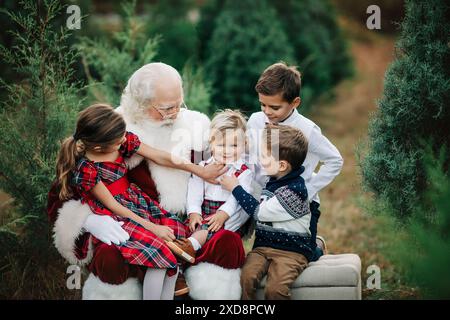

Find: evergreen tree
<box><xmin>0</xmin><ymin>0</ymin><xmax>83</xmax><ymax>297</ymax></box>
<box><xmin>198</xmin><ymin>0</ymin><xmax>352</xmax><ymax>113</ymax></box>
<box><xmin>360</xmin><ymin>0</ymin><xmax>450</xmax><ymax>217</ymax></box>
<box><xmin>144</xmin><ymin>0</ymin><xmax>199</xmax><ymax>71</ymax></box>
<box><xmin>181</xmin><ymin>63</ymin><xmax>212</xmax><ymax>116</ymax></box>
<box><xmin>77</xmin><ymin>1</ymin><xmax>160</xmax><ymax>107</ymax></box>
<box><xmin>78</xmin><ymin>0</ymin><xmax>211</xmax><ymax>112</ymax></box>
<box><xmin>204</xmin><ymin>0</ymin><xmax>294</xmax><ymax>114</ymax></box>
<box><xmin>270</xmin><ymin>0</ymin><xmax>353</xmax><ymax>110</ymax></box>
<box><xmin>386</xmin><ymin>148</ymin><xmax>450</xmax><ymax>298</ymax></box>
<box><xmin>196</xmin><ymin>0</ymin><xmax>224</xmax><ymax>63</ymax></box>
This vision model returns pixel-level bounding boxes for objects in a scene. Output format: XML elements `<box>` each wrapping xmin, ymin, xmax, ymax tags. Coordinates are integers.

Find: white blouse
<box><xmin>186</xmin><ymin>157</ymin><xmax>254</xmax><ymax>232</ymax></box>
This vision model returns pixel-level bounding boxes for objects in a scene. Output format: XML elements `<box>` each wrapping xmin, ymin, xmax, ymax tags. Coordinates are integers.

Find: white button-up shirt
<box><xmin>186</xmin><ymin>156</ymin><xmax>254</xmax><ymax>232</ymax></box>
<box><xmin>247</xmin><ymin>109</ymin><xmax>343</xmax><ymax>203</ymax></box>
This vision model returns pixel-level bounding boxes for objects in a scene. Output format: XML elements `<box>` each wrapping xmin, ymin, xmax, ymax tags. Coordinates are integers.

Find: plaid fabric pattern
<box><xmin>200</xmin><ymin>199</ymin><xmax>225</xmax><ymax>240</ymax></box>
<box><xmin>72</xmin><ymin>131</ymin><xmax>188</xmax><ymax>269</ymax></box>
<box><xmin>201</xmin><ymin>199</ymin><xmax>224</xmax><ymax>217</ymax></box>
<box><xmin>197</xmin><ymin>163</ymin><xmax>249</xmax><ymax>240</ymax></box>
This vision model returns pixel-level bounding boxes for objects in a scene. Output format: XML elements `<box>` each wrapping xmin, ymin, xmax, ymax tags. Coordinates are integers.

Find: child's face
<box><xmin>258</xmin><ymin>93</ymin><xmax>300</xmax><ymax>124</ymax></box>
<box><xmin>210</xmin><ymin>130</ymin><xmax>246</xmax><ymax>164</ymax></box>
<box><xmin>260</xmin><ymin>145</ymin><xmax>290</xmax><ymax>178</ymax></box>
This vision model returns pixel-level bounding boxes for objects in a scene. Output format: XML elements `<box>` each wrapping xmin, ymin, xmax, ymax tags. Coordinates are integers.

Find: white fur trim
<box><xmin>118</xmin><ymin>109</ymin><xmax>211</xmax><ymax>214</ymax></box>
<box><xmin>82</xmin><ymin>273</ymin><xmax>142</xmax><ymax>300</ymax></box>
<box><xmin>53</xmin><ymin>200</ymin><xmax>94</xmax><ymax>266</ymax></box>
<box><xmin>185</xmin><ymin>263</ymin><xmax>242</xmax><ymax>300</ymax></box>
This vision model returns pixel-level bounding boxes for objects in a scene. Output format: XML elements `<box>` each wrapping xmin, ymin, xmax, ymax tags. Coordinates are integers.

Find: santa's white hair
<box><xmin>120</xmin><ymin>62</ymin><xmax>183</xmax><ymax>123</ymax></box>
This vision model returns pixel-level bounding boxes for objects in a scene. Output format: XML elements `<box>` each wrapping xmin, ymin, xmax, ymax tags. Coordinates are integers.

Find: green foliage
<box><xmin>77</xmin><ymin>0</ymin><xmax>159</xmax><ymax>107</ymax></box>
<box><xmin>380</xmin><ymin>148</ymin><xmax>450</xmax><ymax>299</ymax></box>
<box><xmin>203</xmin><ymin>0</ymin><xmax>295</xmax><ymax>114</ymax></box>
<box><xmin>198</xmin><ymin>0</ymin><xmax>352</xmax><ymax>113</ymax></box>
<box><xmin>0</xmin><ymin>0</ymin><xmax>83</xmax><ymax>246</ymax></box>
<box><xmin>181</xmin><ymin>63</ymin><xmax>212</xmax><ymax>115</ymax></box>
<box><xmin>270</xmin><ymin>0</ymin><xmax>353</xmax><ymax>111</ymax></box>
<box><xmin>144</xmin><ymin>0</ymin><xmax>198</xmax><ymax>71</ymax></box>
<box><xmin>360</xmin><ymin>0</ymin><xmax>450</xmax><ymax>217</ymax></box>
<box><xmin>78</xmin><ymin>1</ymin><xmax>211</xmax><ymax>111</ymax></box>
<box><xmin>196</xmin><ymin>0</ymin><xmax>224</xmax><ymax>63</ymax></box>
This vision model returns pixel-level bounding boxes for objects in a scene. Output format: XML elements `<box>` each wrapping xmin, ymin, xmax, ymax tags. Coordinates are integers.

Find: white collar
<box><xmin>263</xmin><ymin>108</ymin><xmax>300</xmax><ymax>125</ymax></box>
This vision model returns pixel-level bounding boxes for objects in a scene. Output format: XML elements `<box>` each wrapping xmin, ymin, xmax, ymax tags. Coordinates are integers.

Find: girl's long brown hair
<box><xmin>56</xmin><ymin>104</ymin><xmax>126</xmax><ymax>200</ymax></box>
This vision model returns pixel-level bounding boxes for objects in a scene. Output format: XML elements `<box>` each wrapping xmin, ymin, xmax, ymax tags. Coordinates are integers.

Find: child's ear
<box><xmin>279</xmin><ymin>160</ymin><xmax>289</xmax><ymax>172</ymax></box>
<box><xmin>292</xmin><ymin>97</ymin><xmax>301</xmax><ymax>109</ymax></box>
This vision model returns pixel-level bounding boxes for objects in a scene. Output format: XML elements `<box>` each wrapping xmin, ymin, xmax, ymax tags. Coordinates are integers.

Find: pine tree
<box><xmin>0</xmin><ymin>0</ymin><xmax>82</xmax><ymax>259</ymax></box>
<box><xmin>204</xmin><ymin>0</ymin><xmax>294</xmax><ymax>114</ymax></box>
<box><xmin>144</xmin><ymin>0</ymin><xmax>198</xmax><ymax>71</ymax></box>
<box><xmin>78</xmin><ymin>0</ymin><xmax>211</xmax><ymax>113</ymax></box>
<box><xmin>181</xmin><ymin>63</ymin><xmax>212</xmax><ymax>116</ymax></box>
<box><xmin>387</xmin><ymin>148</ymin><xmax>450</xmax><ymax>298</ymax></box>
<box><xmin>77</xmin><ymin>1</ymin><xmax>160</xmax><ymax>107</ymax></box>
<box><xmin>198</xmin><ymin>0</ymin><xmax>352</xmax><ymax>113</ymax></box>
<box><xmin>270</xmin><ymin>0</ymin><xmax>353</xmax><ymax>110</ymax></box>
<box><xmin>196</xmin><ymin>0</ymin><xmax>224</xmax><ymax>63</ymax></box>
<box><xmin>360</xmin><ymin>0</ymin><xmax>450</xmax><ymax>217</ymax></box>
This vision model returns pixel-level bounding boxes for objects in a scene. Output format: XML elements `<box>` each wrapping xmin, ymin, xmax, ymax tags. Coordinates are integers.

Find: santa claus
<box><xmin>47</xmin><ymin>62</ymin><xmax>245</xmax><ymax>299</ymax></box>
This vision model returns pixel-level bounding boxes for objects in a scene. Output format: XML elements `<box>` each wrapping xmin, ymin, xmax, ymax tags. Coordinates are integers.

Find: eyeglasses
<box><xmin>151</xmin><ymin>101</ymin><xmax>188</xmax><ymax>120</ymax></box>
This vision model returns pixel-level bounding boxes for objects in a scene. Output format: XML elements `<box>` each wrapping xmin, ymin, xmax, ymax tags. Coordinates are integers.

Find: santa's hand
<box><xmin>83</xmin><ymin>214</ymin><xmax>130</xmax><ymax>245</ymax></box>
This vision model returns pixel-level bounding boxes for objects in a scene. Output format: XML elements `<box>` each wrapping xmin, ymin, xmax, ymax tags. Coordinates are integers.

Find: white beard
<box><xmin>118</xmin><ymin>107</ymin><xmax>210</xmax><ymax>215</ymax></box>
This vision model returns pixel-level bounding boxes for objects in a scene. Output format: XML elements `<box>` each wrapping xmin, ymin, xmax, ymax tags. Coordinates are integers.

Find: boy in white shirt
<box><xmin>247</xmin><ymin>62</ymin><xmax>343</xmax><ymax>260</ymax></box>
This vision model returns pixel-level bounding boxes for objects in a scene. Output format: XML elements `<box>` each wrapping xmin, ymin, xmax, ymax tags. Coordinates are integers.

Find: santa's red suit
<box><xmin>47</xmin><ymin>108</ymin><xmax>245</xmax><ymax>299</ymax></box>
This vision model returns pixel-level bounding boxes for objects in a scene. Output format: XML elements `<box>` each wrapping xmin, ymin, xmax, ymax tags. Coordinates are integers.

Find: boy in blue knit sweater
<box><xmin>220</xmin><ymin>124</ymin><xmax>313</xmax><ymax>300</ymax></box>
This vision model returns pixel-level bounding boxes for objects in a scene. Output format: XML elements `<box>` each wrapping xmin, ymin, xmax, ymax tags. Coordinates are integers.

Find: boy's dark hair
<box><xmin>263</xmin><ymin>124</ymin><xmax>308</xmax><ymax>170</ymax></box>
<box><xmin>255</xmin><ymin>62</ymin><xmax>302</xmax><ymax>103</ymax></box>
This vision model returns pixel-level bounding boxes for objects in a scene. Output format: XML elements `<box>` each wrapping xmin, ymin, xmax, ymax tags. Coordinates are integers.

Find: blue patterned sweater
<box><xmin>232</xmin><ymin>167</ymin><xmax>314</xmax><ymax>260</ymax></box>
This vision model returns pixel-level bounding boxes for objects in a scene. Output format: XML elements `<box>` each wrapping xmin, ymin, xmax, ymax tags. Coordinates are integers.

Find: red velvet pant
<box><xmin>89</xmin><ymin>229</ymin><xmax>246</xmax><ymax>285</ymax></box>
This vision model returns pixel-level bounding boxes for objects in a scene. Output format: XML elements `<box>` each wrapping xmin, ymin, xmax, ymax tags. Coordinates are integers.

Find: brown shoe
<box><xmin>316</xmin><ymin>235</ymin><xmax>328</xmax><ymax>255</ymax></box>
<box><xmin>174</xmin><ymin>273</ymin><xmax>189</xmax><ymax>297</ymax></box>
<box><xmin>166</xmin><ymin>238</ymin><xmax>196</xmax><ymax>264</ymax></box>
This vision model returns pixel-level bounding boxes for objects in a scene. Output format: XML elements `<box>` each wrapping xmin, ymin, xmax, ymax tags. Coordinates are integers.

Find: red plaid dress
<box><xmin>72</xmin><ymin>131</ymin><xmax>188</xmax><ymax>270</ymax></box>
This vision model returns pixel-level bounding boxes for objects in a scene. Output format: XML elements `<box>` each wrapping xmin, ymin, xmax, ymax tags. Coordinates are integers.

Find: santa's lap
<box><xmin>89</xmin><ymin>229</ymin><xmax>245</xmax><ymax>285</ymax></box>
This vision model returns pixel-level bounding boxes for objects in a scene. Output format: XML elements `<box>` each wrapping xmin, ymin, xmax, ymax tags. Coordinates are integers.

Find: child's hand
<box><xmin>219</xmin><ymin>175</ymin><xmax>239</xmax><ymax>192</ymax></box>
<box><xmin>205</xmin><ymin>210</ymin><xmax>230</xmax><ymax>233</ymax></box>
<box><xmin>144</xmin><ymin>221</ymin><xmax>175</xmax><ymax>242</ymax></box>
<box><xmin>198</xmin><ymin>163</ymin><xmax>228</xmax><ymax>184</ymax></box>
<box><xmin>188</xmin><ymin>213</ymin><xmax>203</xmax><ymax>232</ymax></box>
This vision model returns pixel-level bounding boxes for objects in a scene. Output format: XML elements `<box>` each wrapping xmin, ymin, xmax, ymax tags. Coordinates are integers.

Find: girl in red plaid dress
<box><xmin>169</xmin><ymin>110</ymin><xmax>254</xmax><ymax>263</ymax></box>
<box><xmin>55</xmin><ymin>104</ymin><xmax>225</xmax><ymax>273</ymax></box>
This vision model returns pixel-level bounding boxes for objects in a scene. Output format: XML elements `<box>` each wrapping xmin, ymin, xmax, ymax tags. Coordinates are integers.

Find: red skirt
<box><xmin>89</xmin><ymin>176</ymin><xmax>188</xmax><ymax>270</ymax></box>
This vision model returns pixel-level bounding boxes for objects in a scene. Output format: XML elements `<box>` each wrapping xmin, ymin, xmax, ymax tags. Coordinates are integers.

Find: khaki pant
<box><xmin>241</xmin><ymin>247</ymin><xmax>308</xmax><ymax>300</ymax></box>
